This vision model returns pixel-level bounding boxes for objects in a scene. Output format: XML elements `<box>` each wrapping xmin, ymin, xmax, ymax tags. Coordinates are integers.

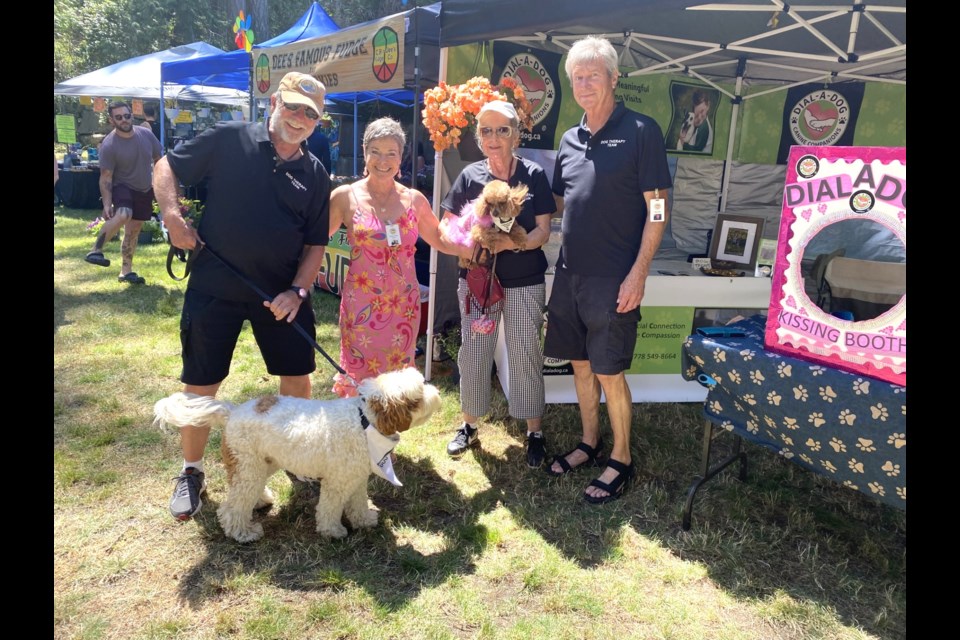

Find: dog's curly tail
<box><xmin>153</xmin><ymin>392</ymin><xmax>234</xmax><ymax>433</ymax></box>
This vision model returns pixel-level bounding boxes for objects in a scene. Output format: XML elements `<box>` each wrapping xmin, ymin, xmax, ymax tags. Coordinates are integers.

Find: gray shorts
<box><xmin>542</xmin><ymin>268</ymin><xmax>640</xmax><ymax>375</ymax></box>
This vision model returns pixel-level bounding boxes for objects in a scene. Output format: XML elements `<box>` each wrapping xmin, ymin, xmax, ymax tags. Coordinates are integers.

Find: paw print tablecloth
<box><xmin>681</xmin><ymin>315</ymin><xmax>906</xmax><ymax>510</ymax></box>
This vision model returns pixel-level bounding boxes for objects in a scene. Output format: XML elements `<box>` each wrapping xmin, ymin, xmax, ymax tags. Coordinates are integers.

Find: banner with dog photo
<box><xmin>666</xmin><ymin>82</ymin><xmax>719</xmax><ymax>156</ymax></box>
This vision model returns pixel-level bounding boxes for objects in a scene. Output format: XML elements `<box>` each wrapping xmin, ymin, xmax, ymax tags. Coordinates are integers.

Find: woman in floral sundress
<box><xmin>328</xmin><ymin>117</ymin><xmax>467</xmax><ymax>397</ymax></box>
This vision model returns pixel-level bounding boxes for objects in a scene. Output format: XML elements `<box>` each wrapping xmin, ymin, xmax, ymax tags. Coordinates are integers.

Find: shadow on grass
<box><xmin>175</xmin><ymin>454</ymin><xmax>493</xmax><ymax>610</ymax></box>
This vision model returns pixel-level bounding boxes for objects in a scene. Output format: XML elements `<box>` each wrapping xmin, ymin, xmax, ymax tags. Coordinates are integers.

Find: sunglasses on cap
<box><xmin>112</xmin><ymin>113</ymin><xmax>132</xmax><ymax>121</ymax></box>
<box><xmin>478</xmin><ymin>126</ymin><xmax>513</xmax><ymax>139</ymax></box>
<box><xmin>280</xmin><ymin>99</ymin><xmax>320</xmax><ymax>121</ymax></box>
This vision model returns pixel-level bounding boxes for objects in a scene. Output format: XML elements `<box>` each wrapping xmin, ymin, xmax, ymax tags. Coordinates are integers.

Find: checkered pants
<box><xmin>457</xmin><ymin>278</ymin><xmax>546</xmax><ymax>419</ymax></box>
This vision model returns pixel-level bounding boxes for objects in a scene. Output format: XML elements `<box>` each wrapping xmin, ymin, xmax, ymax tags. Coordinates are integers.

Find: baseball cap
<box><xmin>278</xmin><ymin>72</ymin><xmax>326</xmax><ymax>114</ymax></box>
<box><xmin>477</xmin><ymin>100</ymin><xmax>518</xmax><ymax>123</ymax></box>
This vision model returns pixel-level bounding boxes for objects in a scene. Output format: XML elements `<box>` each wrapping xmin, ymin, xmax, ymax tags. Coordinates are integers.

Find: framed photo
<box><xmin>757</xmin><ymin>238</ymin><xmax>777</xmax><ymax>266</ymax></box>
<box><xmin>708</xmin><ymin>214</ymin><xmax>764</xmax><ymax>270</ymax></box>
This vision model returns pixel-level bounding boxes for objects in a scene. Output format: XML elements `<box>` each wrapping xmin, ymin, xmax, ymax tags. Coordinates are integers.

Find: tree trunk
<box><xmin>251</xmin><ymin>0</ymin><xmax>270</xmax><ymax>43</ymax></box>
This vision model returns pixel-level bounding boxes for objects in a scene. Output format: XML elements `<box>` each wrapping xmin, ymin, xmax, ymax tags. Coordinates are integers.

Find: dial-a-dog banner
<box><xmin>775</xmin><ymin>82</ymin><xmax>865</xmax><ymax>164</ymax></box>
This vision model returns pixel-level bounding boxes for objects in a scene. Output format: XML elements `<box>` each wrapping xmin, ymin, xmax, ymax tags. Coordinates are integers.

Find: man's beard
<box><xmin>270</xmin><ymin>108</ymin><xmax>311</xmax><ymax>146</ymax></box>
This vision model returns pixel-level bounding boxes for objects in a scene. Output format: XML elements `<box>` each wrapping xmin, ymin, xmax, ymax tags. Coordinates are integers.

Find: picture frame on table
<box><xmin>708</xmin><ymin>214</ymin><xmax>765</xmax><ymax>270</ymax></box>
<box><xmin>757</xmin><ymin>238</ymin><xmax>777</xmax><ymax>266</ymax></box>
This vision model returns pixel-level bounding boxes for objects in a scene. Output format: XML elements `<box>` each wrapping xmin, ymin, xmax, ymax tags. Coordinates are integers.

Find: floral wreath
<box><xmin>422</xmin><ymin>76</ymin><xmax>534</xmax><ymax>152</ymax></box>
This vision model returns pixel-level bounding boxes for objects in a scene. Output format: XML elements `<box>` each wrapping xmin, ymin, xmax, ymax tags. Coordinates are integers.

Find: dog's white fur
<box><xmin>677</xmin><ymin>111</ymin><xmax>696</xmax><ymax>150</ymax></box>
<box><xmin>153</xmin><ymin>367</ymin><xmax>441</xmax><ymax>543</ymax></box>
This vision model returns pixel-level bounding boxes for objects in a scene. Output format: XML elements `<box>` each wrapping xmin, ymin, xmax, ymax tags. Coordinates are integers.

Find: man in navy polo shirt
<box><xmin>153</xmin><ymin>71</ymin><xmax>331</xmax><ymax>521</ymax></box>
<box><xmin>544</xmin><ymin>37</ymin><xmax>672</xmax><ymax>504</ymax></box>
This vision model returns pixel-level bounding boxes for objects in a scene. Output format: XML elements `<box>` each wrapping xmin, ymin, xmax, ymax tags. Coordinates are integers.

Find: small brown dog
<box><xmin>441</xmin><ymin>180</ymin><xmax>529</xmax><ymax>269</ymax></box>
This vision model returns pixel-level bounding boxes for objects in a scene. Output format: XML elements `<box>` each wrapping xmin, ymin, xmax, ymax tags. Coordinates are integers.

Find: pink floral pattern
<box><xmin>333</xmin><ymin>204</ymin><xmax>421</xmax><ymax>397</ymax></box>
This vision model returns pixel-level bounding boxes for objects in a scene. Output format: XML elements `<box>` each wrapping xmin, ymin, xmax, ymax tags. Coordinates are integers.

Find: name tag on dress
<box><xmin>385</xmin><ymin>223</ymin><xmax>402</xmax><ymax>247</ymax></box>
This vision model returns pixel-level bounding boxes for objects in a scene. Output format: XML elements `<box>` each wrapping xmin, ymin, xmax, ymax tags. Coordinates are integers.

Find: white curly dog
<box><xmin>154</xmin><ymin>367</ymin><xmax>441</xmax><ymax>543</ymax></box>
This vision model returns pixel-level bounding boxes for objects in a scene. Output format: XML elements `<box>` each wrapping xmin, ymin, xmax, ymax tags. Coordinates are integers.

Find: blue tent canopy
<box><xmin>160</xmin><ymin>49</ymin><xmax>250</xmax><ymax>92</ymax></box>
<box><xmin>258</xmin><ymin>1</ymin><xmax>340</xmax><ymax>48</ymax></box>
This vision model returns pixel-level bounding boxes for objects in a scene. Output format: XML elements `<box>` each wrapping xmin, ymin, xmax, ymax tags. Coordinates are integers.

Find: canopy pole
<box><xmin>410</xmin><ymin>7</ymin><xmax>421</xmax><ymax>190</ymax></box>
<box><xmin>248</xmin><ymin>50</ymin><xmax>255</xmax><ymax>122</ymax></box>
<box><xmin>159</xmin><ymin>82</ymin><xmax>166</xmax><ymax>155</ymax></box>
<box><xmin>424</xmin><ymin>45</ymin><xmax>449</xmax><ymax>381</ymax></box>
<box><xmin>353</xmin><ymin>96</ymin><xmax>359</xmax><ymax>176</ymax></box>
<box><xmin>718</xmin><ymin>60</ymin><xmax>745</xmax><ymax>213</ymax></box>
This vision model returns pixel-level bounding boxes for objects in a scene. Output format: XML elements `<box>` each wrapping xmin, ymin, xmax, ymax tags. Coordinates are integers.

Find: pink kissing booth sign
<box><xmin>764</xmin><ymin>146</ymin><xmax>906</xmax><ymax>385</ymax></box>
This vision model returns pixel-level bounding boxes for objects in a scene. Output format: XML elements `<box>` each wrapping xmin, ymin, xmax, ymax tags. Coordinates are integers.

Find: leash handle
<box><xmin>166</xmin><ymin>243</ymin><xmax>200</xmax><ymax>281</ymax></box>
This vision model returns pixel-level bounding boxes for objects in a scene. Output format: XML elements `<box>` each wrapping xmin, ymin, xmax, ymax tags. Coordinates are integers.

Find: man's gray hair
<box><xmin>363</xmin><ymin>117</ymin><xmax>406</xmax><ymax>150</ymax></box>
<box><xmin>564</xmin><ymin>36</ymin><xmax>619</xmax><ymax>81</ymax></box>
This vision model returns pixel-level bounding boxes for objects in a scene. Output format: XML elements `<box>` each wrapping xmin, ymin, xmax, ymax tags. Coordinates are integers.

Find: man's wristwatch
<box><xmin>289</xmin><ymin>286</ymin><xmax>309</xmax><ymax>302</ymax></box>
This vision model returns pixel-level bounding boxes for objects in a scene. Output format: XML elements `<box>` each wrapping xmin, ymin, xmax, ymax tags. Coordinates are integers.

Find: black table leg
<box><xmin>682</xmin><ymin>419</ymin><xmax>748</xmax><ymax>531</ymax></box>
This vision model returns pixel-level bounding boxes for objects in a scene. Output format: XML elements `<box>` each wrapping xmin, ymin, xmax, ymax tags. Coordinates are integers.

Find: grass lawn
<box><xmin>54</xmin><ymin>205</ymin><xmax>905</xmax><ymax>640</ymax></box>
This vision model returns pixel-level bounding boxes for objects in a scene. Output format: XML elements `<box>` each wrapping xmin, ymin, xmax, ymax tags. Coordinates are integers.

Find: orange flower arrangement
<box><xmin>422</xmin><ymin>76</ymin><xmax>534</xmax><ymax>152</ymax></box>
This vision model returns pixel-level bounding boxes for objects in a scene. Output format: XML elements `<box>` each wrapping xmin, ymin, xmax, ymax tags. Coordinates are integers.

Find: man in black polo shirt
<box><xmin>153</xmin><ymin>71</ymin><xmax>331</xmax><ymax>521</ymax></box>
<box><xmin>544</xmin><ymin>37</ymin><xmax>672</xmax><ymax>504</ymax></box>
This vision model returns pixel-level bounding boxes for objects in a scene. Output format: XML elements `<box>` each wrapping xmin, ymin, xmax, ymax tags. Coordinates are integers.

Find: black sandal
<box><xmin>583</xmin><ymin>458</ymin><xmax>634</xmax><ymax>504</ymax></box>
<box><xmin>544</xmin><ymin>438</ymin><xmax>604</xmax><ymax>477</ymax></box>
<box><xmin>85</xmin><ymin>252</ymin><xmax>111</xmax><ymax>267</ymax></box>
<box><xmin>118</xmin><ymin>272</ymin><xmax>146</xmax><ymax>284</ymax></box>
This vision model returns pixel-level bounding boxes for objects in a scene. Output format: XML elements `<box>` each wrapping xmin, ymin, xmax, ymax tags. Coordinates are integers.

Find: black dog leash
<box><xmin>167</xmin><ymin>240</ymin><xmax>347</xmax><ymax>377</ymax></box>
<box><xmin>166</xmin><ymin>244</ymin><xmax>198</xmax><ymax>281</ymax></box>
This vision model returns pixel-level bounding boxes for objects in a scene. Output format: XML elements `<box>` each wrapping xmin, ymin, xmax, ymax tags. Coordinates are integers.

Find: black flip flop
<box><xmin>118</xmin><ymin>272</ymin><xmax>146</xmax><ymax>284</ymax></box>
<box><xmin>85</xmin><ymin>252</ymin><xmax>110</xmax><ymax>267</ymax></box>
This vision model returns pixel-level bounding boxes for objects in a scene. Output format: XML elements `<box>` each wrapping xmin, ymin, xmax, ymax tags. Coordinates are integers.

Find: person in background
<box><xmin>84</xmin><ymin>101</ymin><xmax>162</xmax><ymax>285</ymax></box>
<box><xmin>400</xmin><ymin>137</ymin><xmax>425</xmax><ymax>182</ymax></box>
<box><xmin>441</xmin><ymin>100</ymin><xmax>555</xmax><ymax>468</ymax></box>
<box><xmin>327</xmin><ymin>117</ymin><xmax>468</xmax><ymax>398</ymax></box>
<box><xmin>141</xmin><ymin>103</ymin><xmax>163</xmax><ymax>144</ymax></box>
<box><xmin>544</xmin><ymin>36</ymin><xmax>672</xmax><ymax>503</ymax></box>
<box><xmin>153</xmin><ymin>72</ymin><xmax>331</xmax><ymax>521</ymax></box>
<box><xmin>307</xmin><ymin>116</ymin><xmax>333</xmax><ymax>174</ymax></box>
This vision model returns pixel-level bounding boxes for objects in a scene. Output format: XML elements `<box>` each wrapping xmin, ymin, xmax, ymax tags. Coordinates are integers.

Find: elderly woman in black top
<box><xmin>441</xmin><ymin>100</ymin><xmax>557</xmax><ymax>467</ymax></box>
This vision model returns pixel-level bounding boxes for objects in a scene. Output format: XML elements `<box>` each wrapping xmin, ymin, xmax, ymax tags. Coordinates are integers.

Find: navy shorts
<box><xmin>179</xmin><ymin>289</ymin><xmax>317</xmax><ymax>386</ymax></box>
<box><xmin>542</xmin><ymin>268</ymin><xmax>641</xmax><ymax>375</ymax></box>
<box><xmin>112</xmin><ymin>184</ymin><xmax>154</xmax><ymax>221</ymax></box>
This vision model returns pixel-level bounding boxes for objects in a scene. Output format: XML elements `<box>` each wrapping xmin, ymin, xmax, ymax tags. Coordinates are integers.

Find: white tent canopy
<box><xmin>54</xmin><ymin>42</ymin><xmax>251</xmax><ymax>105</ymax></box>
